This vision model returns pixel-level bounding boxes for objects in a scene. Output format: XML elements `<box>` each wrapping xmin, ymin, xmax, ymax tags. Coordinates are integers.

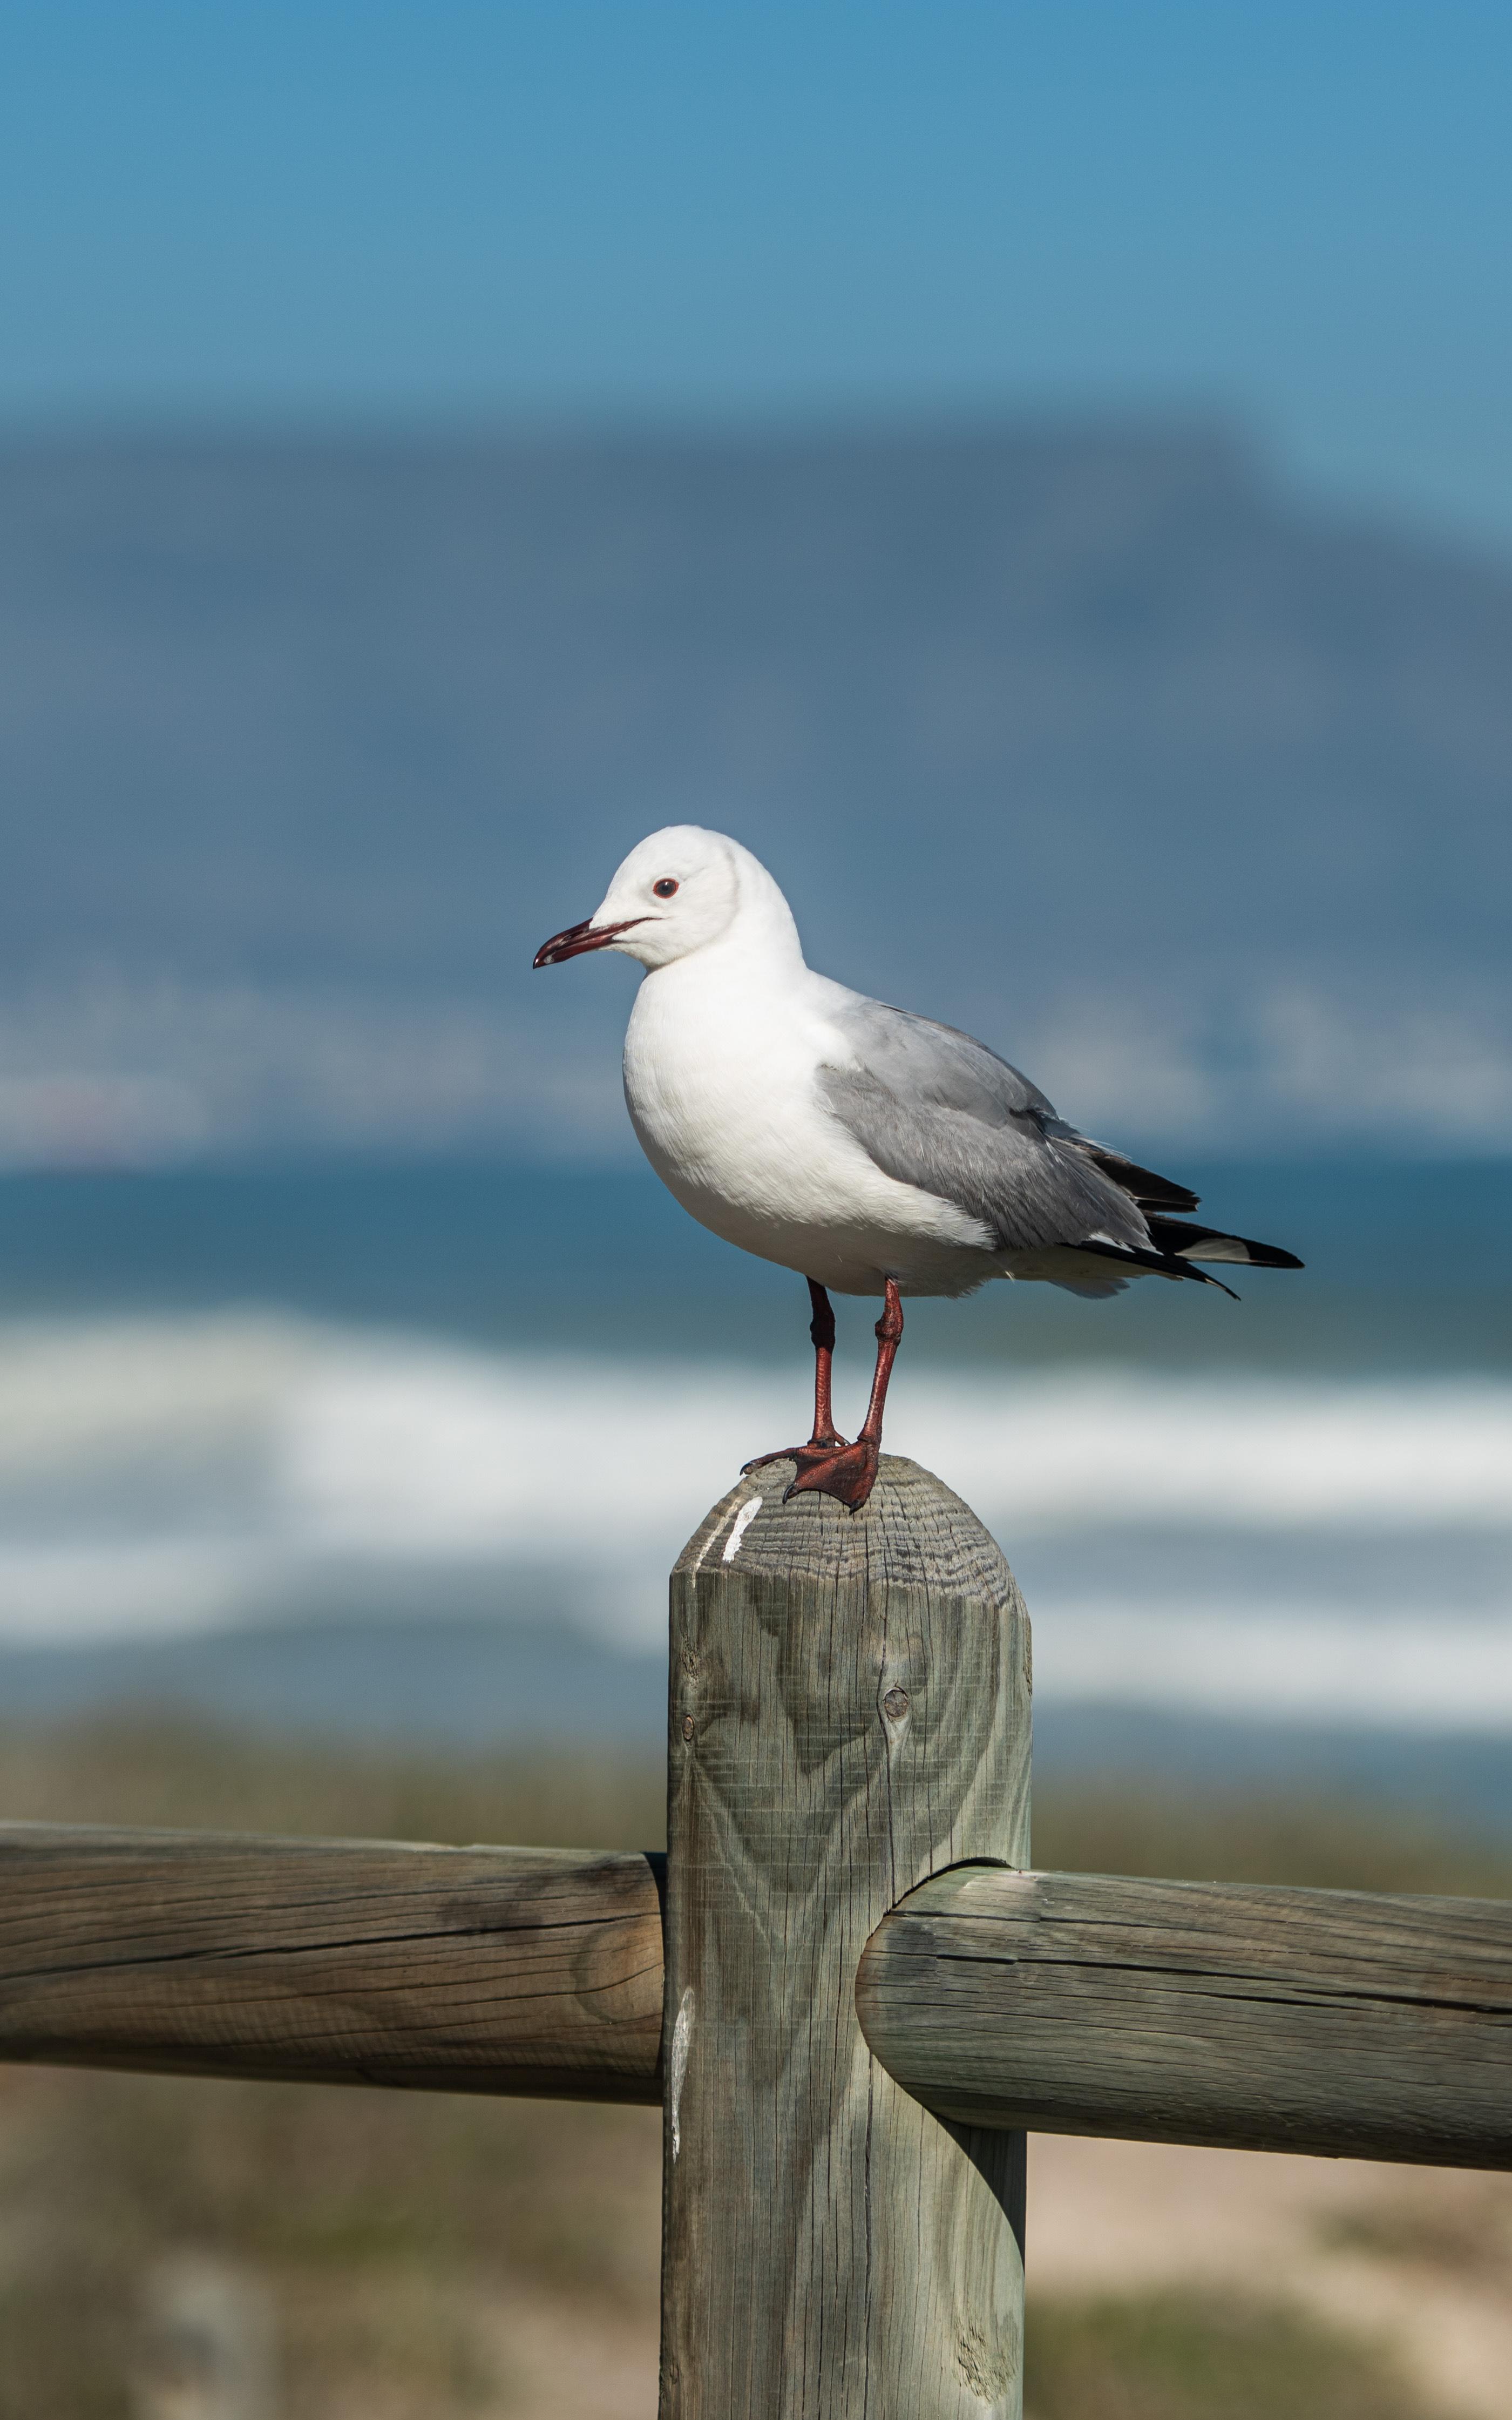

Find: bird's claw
<box><xmin>779</xmin><ymin>1437</ymin><xmax>880</xmax><ymax>1511</ymax></box>
<box><xmin>742</xmin><ymin>1435</ymin><xmax>849</xmax><ymax>1477</ymax></box>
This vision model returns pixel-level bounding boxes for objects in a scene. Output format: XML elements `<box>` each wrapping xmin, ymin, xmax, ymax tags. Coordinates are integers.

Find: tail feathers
<box><xmin>1145</xmin><ymin>1216</ymin><xmax>1304</xmax><ymax>1271</ymax></box>
<box><xmin>1075</xmin><ymin>1237</ymin><xmax>1241</xmax><ymax>1299</ymax></box>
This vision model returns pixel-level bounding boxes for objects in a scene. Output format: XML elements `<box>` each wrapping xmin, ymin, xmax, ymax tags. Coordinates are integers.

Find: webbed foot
<box><xmin>742</xmin><ymin>1434</ymin><xmax>850</xmax><ymax>1485</ymax></box>
<box><xmin>768</xmin><ymin>1436</ymin><xmax>879</xmax><ymax>1511</ymax></box>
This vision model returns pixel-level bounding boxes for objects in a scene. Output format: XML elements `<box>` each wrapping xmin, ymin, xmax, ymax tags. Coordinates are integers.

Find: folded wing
<box><xmin>818</xmin><ymin>999</ymin><xmax>1301</xmax><ymax>1296</ymax></box>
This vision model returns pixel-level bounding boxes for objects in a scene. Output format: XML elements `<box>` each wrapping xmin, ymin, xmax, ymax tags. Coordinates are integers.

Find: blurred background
<box><xmin>2</xmin><ymin>3</ymin><xmax>1511</xmax><ymax>2414</ymax></box>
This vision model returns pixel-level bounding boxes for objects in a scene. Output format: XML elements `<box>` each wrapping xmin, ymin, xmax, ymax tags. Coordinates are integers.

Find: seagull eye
<box><xmin>653</xmin><ymin>878</ymin><xmax>679</xmax><ymax>898</ymax></box>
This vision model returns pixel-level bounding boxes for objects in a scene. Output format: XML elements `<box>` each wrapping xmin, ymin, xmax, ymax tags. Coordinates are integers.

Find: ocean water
<box><xmin>0</xmin><ymin>1157</ymin><xmax>1509</xmax><ymax>1776</ymax></box>
<box><xmin>2</xmin><ymin>1155</ymin><xmax>1509</xmax><ymax>1369</ymax></box>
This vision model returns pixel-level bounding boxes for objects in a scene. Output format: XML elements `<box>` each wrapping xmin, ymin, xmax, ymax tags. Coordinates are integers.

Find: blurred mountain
<box><xmin>3</xmin><ymin>418</ymin><xmax>1509</xmax><ymax>1160</ymax></box>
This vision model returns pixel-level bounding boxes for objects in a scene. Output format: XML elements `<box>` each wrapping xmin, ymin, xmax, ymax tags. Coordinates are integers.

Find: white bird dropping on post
<box><xmin>534</xmin><ymin>825</ymin><xmax>1301</xmax><ymax>1507</ymax></box>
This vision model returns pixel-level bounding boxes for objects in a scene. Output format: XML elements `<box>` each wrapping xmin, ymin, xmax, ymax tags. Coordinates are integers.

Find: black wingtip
<box><xmin>1076</xmin><ymin>1237</ymin><xmax>1238</xmax><ymax>1296</ymax></box>
<box><xmin>1209</xmin><ymin>1236</ymin><xmax>1304</xmax><ymax>1271</ymax></box>
<box><xmin>1144</xmin><ymin>1216</ymin><xmax>1304</xmax><ymax>1273</ymax></box>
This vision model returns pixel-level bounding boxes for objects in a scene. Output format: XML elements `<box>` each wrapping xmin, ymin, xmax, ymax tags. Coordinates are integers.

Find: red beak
<box><xmin>532</xmin><ymin>917</ymin><xmax>646</xmax><ymax>969</ymax></box>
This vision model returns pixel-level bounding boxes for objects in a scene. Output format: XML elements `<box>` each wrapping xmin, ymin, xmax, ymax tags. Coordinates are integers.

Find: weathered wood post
<box><xmin>660</xmin><ymin>1452</ymin><xmax>1033</xmax><ymax>2419</ymax></box>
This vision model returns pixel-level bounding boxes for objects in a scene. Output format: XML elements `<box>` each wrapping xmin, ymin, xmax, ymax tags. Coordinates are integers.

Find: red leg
<box><xmin>806</xmin><ymin>1277</ymin><xmax>842</xmax><ymax>1448</ymax></box>
<box><xmin>743</xmin><ymin>1280</ymin><xmax>851</xmax><ymax>1478</ymax></box>
<box><xmin>782</xmin><ymin>1280</ymin><xmax>903</xmax><ymax>1511</ymax></box>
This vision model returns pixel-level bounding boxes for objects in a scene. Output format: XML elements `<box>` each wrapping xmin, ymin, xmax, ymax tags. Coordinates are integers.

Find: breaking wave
<box><xmin>0</xmin><ymin>1311</ymin><xmax>1508</xmax><ymax>1725</ymax></box>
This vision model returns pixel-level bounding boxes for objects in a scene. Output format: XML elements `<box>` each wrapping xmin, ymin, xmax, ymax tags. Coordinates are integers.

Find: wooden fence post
<box><xmin>659</xmin><ymin>1452</ymin><xmax>1032</xmax><ymax>2419</ymax></box>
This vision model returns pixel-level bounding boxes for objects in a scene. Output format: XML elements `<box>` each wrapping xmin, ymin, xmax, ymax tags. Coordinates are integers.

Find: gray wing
<box><xmin>817</xmin><ymin>999</ymin><xmax>1302</xmax><ymax>1291</ymax></box>
<box><xmin>817</xmin><ymin>999</ymin><xmax>1151</xmax><ymax>1255</ymax></box>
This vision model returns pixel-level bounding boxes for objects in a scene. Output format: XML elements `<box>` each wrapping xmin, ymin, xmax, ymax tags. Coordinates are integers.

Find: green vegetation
<box><xmin>1033</xmin><ymin>1777</ymin><xmax>1512</xmax><ymax>1898</ymax></box>
<box><xmin>0</xmin><ymin>1711</ymin><xmax>666</xmax><ymax>1855</ymax></box>
<box><xmin>4</xmin><ymin>1711</ymin><xmax>1508</xmax><ymax>1898</ymax></box>
<box><xmin>1317</xmin><ymin>2175</ymin><xmax>1512</xmax><ymax>2277</ymax></box>
<box><xmin>0</xmin><ymin>2062</ymin><xmax>658</xmax><ymax>2419</ymax></box>
<box><xmin>1023</xmin><ymin>2290</ymin><xmax>1435</xmax><ymax>2420</ymax></box>
<box><xmin>0</xmin><ymin>1718</ymin><xmax>1501</xmax><ymax>2414</ymax></box>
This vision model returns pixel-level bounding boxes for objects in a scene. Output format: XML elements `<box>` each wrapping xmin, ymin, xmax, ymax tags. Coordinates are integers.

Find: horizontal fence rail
<box><xmin>856</xmin><ymin>1864</ymin><xmax>1512</xmax><ymax>2171</ymax></box>
<box><xmin>0</xmin><ymin>1823</ymin><xmax>663</xmax><ymax>2103</ymax></box>
<box><xmin>6</xmin><ymin>1824</ymin><xmax>1512</xmax><ymax>2169</ymax></box>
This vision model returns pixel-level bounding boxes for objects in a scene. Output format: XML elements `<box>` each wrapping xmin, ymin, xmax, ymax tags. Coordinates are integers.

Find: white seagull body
<box><xmin>625</xmin><ymin>933</ymin><xmax>1006</xmax><ymax>1304</ymax></box>
<box><xmin>535</xmin><ymin>826</ymin><xmax>1300</xmax><ymax>1503</ymax></box>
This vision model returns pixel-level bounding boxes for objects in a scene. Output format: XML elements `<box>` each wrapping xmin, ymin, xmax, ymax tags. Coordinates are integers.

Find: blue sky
<box><xmin>4</xmin><ymin>1</ymin><xmax>1511</xmax><ymax>542</ymax></box>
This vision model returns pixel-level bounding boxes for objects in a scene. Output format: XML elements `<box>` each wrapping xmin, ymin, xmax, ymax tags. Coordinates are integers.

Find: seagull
<box><xmin>535</xmin><ymin>827</ymin><xmax>1301</xmax><ymax>1509</ymax></box>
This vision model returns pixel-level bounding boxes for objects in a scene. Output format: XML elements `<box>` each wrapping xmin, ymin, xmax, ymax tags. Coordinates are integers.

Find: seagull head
<box><xmin>534</xmin><ymin>825</ymin><xmax>796</xmax><ymax>973</ymax></box>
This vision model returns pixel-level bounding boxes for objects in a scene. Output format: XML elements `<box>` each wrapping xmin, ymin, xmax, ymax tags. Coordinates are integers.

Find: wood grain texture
<box><xmin>857</xmin><ymin>1865</ymin><xmax>1512</xmax><ymax>2169</ymax></box>
<box><xmin>0</xmin><ymin>1825</ymin><xmax>663</xmax><ymax>2101</ymax></box>
<box><xmin>660</xmin><ymin>1454</ymin><xmax>1033</xmax><ymax>2420</ymax></box>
